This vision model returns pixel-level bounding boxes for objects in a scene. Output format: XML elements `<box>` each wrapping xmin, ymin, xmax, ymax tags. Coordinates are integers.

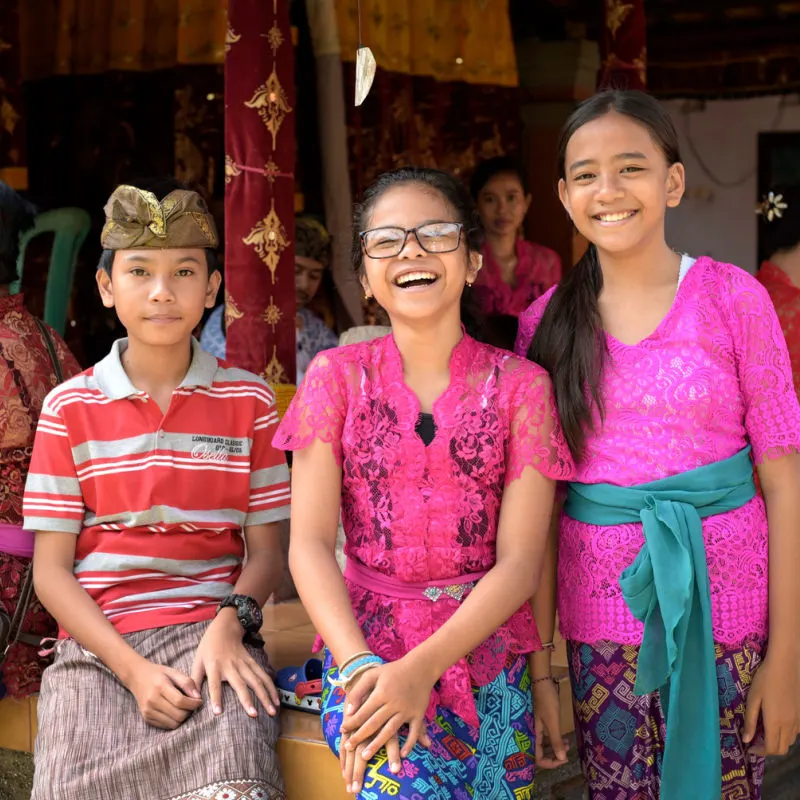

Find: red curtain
<box><xmin>599</xmin><ymin>0</ymin><xmax>647</xmax><ymax>90</ymax></box>
<box><xmin>224</xmin><ymin>0</ymin><xmax>296</xmax><ymax>409</ymax></box>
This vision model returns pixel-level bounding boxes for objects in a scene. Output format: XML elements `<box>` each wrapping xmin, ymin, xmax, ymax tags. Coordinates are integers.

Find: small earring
<box><xmin>466</xmin><ymin>280</ymin><xmax>473</xmax><ymax>287</ymax></box>
<box><xmin>364</xmin><ymin>290</ymin><xmax>372</xmax><ymax>299</ymax></box>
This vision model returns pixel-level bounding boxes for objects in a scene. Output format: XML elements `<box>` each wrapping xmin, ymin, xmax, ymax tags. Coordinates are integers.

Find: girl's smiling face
<box><xmin>559</xmin><ymin>111</ymin><xmax>685</xmax><ymax>258</ymax></box>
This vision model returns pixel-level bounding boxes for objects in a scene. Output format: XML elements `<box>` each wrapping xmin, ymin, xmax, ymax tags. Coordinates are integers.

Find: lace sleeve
<box><xmin>726</xmin><ymin>269</ymin><xmax>800</xmax><ymax>464</ymax></box>
<box><xmin>272</xmin><ymin>351</ymin><xmax>347</xmax><ymax>464</ymax></box>
<box><xmin>514</xmin><ymin>286</ymin><xmax>556</xmax><ymax>357</ymax></box>
<box><xmin>504</xmin><ymin>363</ymin><xmax>575</xmax><ymax>485</ymax></box>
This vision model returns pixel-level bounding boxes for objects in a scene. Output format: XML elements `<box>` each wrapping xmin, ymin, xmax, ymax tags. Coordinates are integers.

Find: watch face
<box><xmin>234</xmin><ymin>595</ymin><xmax>262</xmax><ymax>632</ymax></box>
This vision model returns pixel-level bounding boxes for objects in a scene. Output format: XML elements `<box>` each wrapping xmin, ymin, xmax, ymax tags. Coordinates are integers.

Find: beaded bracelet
<box><xmin>531</xmin><ymin>674</ymin><xmax>560</xmax><ymax>691</ymax></box>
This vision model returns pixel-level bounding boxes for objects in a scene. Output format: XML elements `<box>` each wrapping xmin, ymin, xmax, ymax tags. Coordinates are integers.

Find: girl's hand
<box><xmin>191</xmin><ymin>615</ymin><xmax>279</xmax><ymax>718</ymax></box>
<box><xmin>743</xmin><ymin>653</ymin><xmax>800</xmax><ymax>756</ymax></box>
<box><xmin>532</xmin><ymin>677</ymin><xmax>569</xmax><ymax>768</ymax></box>
<box><xmin>340</xmin><ymin>657</ymin><xmax>435</xmax><ymax>760</ymax></box>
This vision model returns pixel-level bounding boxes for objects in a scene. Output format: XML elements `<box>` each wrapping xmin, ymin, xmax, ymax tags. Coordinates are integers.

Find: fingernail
<box><xmin>363</xmin><ymin>750</ymin><xmax>371</xmax><ymax>759</ymax></box>
<box><xmin>248</xmin><ymin>706</ymin><xmax>257</xmax><ymax>716</ymax></box>
<box><xmin>391</xmin><ymin>761</ymin><xmax>400</xmax><ymax>773</ymax></box>
<box><xmin>352</xmin><ymin>783</ymin><xmax>360</xmax><ymax>792</ymax></box>
<box><xmin>268</xmin><ymin>705</ymin><xmax>276</xmax><ymax>715</ymax></box>
<box><xmin>213</xmin><ymin>704</ymin><xmax>222</xmax><ymax>714</ymax></box>
<box><xmin>192</xmin><ymin>690</ymin><xmax>201</xmax><ymax>699</ymax></box>
<box><xmin>346</xmin><ymin>703</ymin><xmax>353</xmax><ymax>714</ymax></box>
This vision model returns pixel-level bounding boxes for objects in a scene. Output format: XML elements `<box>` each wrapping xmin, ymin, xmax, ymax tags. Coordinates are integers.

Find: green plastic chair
<box><xmin>10</xmin><ymin>207</ymin><xmax>91</xmax><ymax>336</ymax></box>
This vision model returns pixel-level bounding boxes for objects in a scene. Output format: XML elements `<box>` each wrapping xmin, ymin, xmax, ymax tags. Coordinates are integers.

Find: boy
<box><xmin>24</xmin><ymin>183</ymin><xmax>290</xmax><ymax>800</ymax></box>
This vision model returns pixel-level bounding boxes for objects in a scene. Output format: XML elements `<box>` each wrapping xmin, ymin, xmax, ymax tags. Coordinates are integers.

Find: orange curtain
<box><xmin>334</xmin><ymin>0</ymin><xmax>518</xmax><ymax>88</ymax></box>
<box><xmin>20</xmin><ymin>0</ymin><xmax>227</xmax><ymax>81</ymax></box>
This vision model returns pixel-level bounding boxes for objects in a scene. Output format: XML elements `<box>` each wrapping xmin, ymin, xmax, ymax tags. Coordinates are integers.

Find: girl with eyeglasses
<box><xmin>274</xmin><ymin>167</ymin><xmax>573</xmax><ymax>798</ymax></box>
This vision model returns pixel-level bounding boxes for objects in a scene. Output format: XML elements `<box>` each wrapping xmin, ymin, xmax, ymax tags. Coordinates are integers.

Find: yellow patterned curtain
<box><xmin>20</xmin><ymin>0</ymin><xmax>227</xmax><ymax>80</ymax></box>
<box><xmin>334</xmin><ymin>0</ymin><xmax>518</xmax><ymax>87</ymax></box>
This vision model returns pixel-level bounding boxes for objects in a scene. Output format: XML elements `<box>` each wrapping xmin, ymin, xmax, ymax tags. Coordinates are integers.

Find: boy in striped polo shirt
<box><xmin>23</xmin><ymin>181</ymin><xmax>290</xmax><ymax>800</ymax></box>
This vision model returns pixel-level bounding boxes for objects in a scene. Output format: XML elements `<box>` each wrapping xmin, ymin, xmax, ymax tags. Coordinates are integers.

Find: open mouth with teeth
<box><xmin>594</xmin><ymin>210</ymin><xmax>638</xmax><ymax>223</ymax></box>
<box><xmin>393</xmin><ymin>271</ymin><xmax>440</xmax><ymax>288</ymax></box>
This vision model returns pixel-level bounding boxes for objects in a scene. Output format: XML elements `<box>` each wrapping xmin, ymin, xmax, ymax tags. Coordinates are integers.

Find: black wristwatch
<box><xmin>217</xmin><ymin>594</ymin><xmax>263</xmax><ymax>634</ymax></box>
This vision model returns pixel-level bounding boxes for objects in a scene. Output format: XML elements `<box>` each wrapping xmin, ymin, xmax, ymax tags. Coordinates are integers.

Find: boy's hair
<box><xmin>98</xmin><ymin>176</ymin><xmax>219</xmax><ymax>277</ymax></box>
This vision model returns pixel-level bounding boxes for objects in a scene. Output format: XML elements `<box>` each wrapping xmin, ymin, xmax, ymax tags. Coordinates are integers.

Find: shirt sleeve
<box><xmin>23</xmin><ymin>390</ymin><xmax>85</xmax><ymax>534</ymax></box>
<box><xmin>514</xmin><ymin>286</ymin><xmax>557</xmax><ymax>357</ymax></box>
<box><xmin>725</xmin><ymin>267</ymin><xmax>800</xmax><ymax>464</ymax></box>
<box><xmin>504</xmin><ymin>362</ymin><xmax>575</xmax><ymax>486</ymax></box>
<box><xmin>272</xmin><ymin>350</ymin><xmax>348</xmax><ymax>465</ymax></box>
<box><xmin>246</xmin><ymin>385</ymin><xmax>292</xmax><ymax>526</ymax></box>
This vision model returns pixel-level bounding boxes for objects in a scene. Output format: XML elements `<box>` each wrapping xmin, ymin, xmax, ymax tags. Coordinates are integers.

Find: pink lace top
<box><xmin>474</xmin><ymin>239</ymin><xmax>562</xmax><ymax>318</ymax></box>
<box><xmin>273</xmin><ymin>332</ymin><xmax>573</xmax><ymax>726</ymax></box>
<box><xmin>515</xmin><ymin>257</ymin><xmax>800</xmax><ymax>646</ymax></box>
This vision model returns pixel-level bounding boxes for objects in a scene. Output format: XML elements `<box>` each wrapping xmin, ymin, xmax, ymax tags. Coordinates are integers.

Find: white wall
<box><xmin>662</xmin><ymin>96</ymin><xmax>800</xmax><ymax>273</ymax></box>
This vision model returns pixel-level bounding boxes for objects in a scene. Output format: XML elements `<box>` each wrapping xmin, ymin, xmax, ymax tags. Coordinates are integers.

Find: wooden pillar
<box><xmin>224</xmin><ymin>0</ymin><xmax>296</xmax><ymax>413</ymax></box>
<box><xmin>516</xmin><ymin>39</ymin><xmax>601</xmax><ymax>270</ymax></box>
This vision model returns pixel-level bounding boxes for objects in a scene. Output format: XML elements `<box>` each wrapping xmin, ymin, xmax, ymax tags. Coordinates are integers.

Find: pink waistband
<box><xmin>344</xmin><ymin>558</ymin><xmax>488</xmax><ymax>602</ymax></box>
<box><xmin>0</xmin><ymin>524</ymin><xmax>35</xmax><ymax>558</ymax></box>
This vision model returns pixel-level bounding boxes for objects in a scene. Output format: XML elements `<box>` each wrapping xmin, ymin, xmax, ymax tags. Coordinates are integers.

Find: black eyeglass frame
<box><xmin>359</xmin><ymin>222</ymin><xmax>464</xmax><ymax>259</ymax></box>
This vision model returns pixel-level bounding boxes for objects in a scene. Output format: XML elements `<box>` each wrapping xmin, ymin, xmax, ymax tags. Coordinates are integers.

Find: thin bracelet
<box><xmin>539</xmin><ymin>641</ymin><xmax>556</xmax><ymax>651</ymax></box>
<box><xmin>531</xmin><ymin>674</ymin><xmax>559</xmax><ymax>687</ymax></box>
<box><xmin>338</xmin><ymin>650</ymin><xmax>374</xmax><ymax>673</ymax></box>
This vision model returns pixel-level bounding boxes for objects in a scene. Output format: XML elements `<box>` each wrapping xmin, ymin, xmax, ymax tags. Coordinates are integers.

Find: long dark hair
<box><xmin>528</xmin><ymin>90</ymin><xmax>682</xmax><ymax>462</ymax></box>
<box><xmin>352</xmin><ymin>166</ymin><xmax>485</xmax><ymax>341</ymax></box>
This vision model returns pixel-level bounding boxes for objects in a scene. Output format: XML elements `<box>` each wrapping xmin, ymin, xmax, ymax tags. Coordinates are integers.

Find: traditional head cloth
<box><xmin>295</xmin><ymin>215</ymin><xmax>331</xmax><ymax>266</ymax></box>
<box><xmin>101</xmin><ymin>184</ymin><xmax>219</xmax><ymax>250</ymax></box>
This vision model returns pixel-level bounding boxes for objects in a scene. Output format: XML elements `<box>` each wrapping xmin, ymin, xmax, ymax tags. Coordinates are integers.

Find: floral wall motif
<box><xmin>599</xmin><ymin>0</ymin><xmax>646</xmax><ymax>90</ymax></box>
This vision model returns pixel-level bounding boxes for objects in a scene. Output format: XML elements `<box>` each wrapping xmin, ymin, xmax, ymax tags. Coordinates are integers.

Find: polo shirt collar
<box><xmin>94</xmin><ymin>337</ymin><xmax>218</xmax><ymax>400</ymax></box>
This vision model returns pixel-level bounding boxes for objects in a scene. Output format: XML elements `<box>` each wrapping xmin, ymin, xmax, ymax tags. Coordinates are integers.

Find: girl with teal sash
<box><xmin>516</xmin><ymin>90</ymin><xmax>800</xmax><ymax>799</ymax></box>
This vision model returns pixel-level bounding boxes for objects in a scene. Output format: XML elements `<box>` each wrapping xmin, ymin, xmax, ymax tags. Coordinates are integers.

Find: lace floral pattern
<box><xmin>473</xmin><ymin>239</ymin><xmax>561</xmax><ymax>318</ymax></box>
<box><xmin>274</xmin><ymin>332</ymin><xmax>573</xmax><ymax>725</ymax></box>
<box><xmin>516</xmin><ymin>258</ymin><xmax>800</xmax><ymax>645</ymax></box>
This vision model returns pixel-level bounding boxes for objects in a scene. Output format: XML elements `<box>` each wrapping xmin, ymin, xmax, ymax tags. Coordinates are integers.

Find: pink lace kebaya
<box><xmin>273</xmin><ymin>331</ymin><xmax>573</xmax><ymax>726</ymax></box>
<box><xmin>515</xmin><ymin>257</ymin><xmax>800</xmax><ymax>646</ymax></box>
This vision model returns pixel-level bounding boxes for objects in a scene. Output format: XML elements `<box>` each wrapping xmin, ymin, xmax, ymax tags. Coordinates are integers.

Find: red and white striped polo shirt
<box><xmin>23</xmin><ymin>338</ymin><xmax>291</xmax><ymax>635</ymax></box>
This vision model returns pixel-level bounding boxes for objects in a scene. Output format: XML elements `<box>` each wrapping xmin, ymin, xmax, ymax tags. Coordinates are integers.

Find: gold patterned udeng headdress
<box><xmin>101</xmin><ymin>185</ymin><xmax>219</xmax><ymax>250</ymax></box>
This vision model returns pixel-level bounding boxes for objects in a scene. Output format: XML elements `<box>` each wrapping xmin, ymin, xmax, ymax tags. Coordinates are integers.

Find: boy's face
<box><xmin>96</xmin><ymin>248</ymin><xmax>220</xmax><ymax>347</ymax></box>
<box><xmin>294</xmin><ymin>255</ymin><xmax>325</xmax><ymax>309</ymax></box>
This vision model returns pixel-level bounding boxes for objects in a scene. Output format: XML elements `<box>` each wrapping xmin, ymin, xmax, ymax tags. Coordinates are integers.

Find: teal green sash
<box><xmin>564</xmin><ymin>447</ymin><xmax>756</xmax><ymax>800</ymax></box>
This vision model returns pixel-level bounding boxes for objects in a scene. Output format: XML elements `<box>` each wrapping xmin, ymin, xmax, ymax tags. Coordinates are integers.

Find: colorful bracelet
<box><xmin>328</xmin><ymin>653</ymin><xmax>385</xmax><ymax>688</ymax></box>
<box><xmin>338</xmin><ymin>650</ymin><xmax>374</xmax><ymax>673</ymax></box>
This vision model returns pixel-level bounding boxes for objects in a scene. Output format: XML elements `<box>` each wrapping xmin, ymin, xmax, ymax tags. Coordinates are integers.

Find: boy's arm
<box><xmin>189</xmin><ymin>386</ymin><xmax>290</xmax><ymax>717</ymax></box>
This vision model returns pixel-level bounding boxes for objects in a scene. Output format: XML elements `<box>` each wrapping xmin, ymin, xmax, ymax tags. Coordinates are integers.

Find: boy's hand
<box><xmin>125</xmin><ymin>658</ymin><xmax>203</xmax><ymax>730</ymax></box>
<box><xmin>191</xmin><ymin>612</ymin><xmax>279</xmax><ymax>718</ymax></box>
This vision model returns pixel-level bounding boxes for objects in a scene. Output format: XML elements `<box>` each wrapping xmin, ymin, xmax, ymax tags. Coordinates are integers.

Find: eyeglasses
<box><xmin>359</xmin><ymin>222</ymin><xmax>463</xmax><ymax>259</ymax></box>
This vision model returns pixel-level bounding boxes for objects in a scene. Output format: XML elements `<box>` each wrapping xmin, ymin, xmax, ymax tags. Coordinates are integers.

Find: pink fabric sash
<box><xmin>0</xmin><ymin>524</ymin><xmax>35</xmax><ymax>558</ymax></box>
<box><xmin>344</xmin><ymin>558</ymin><xmax>488</xmax><ymax>602</ymax></box>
